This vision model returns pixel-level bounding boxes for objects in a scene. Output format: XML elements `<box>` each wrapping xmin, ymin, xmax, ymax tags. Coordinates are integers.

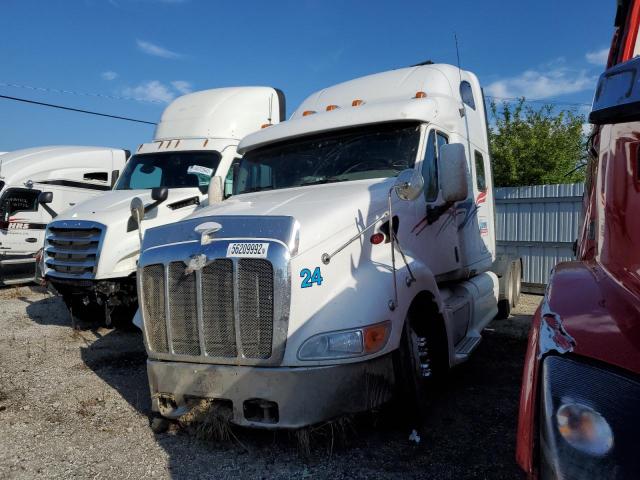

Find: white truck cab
<box><xmin>44</xmin><ymin>87</ymin><xmax>285</xmax><ymax>324</ymax></box>
<box><xmin>0</xmin><ymin>146</ymin><xmax>127</xmax><ymax>285</ymax></box>
<box><xmin>136</xmin><ymin>64</ymin><xmax>519</xmax><ymax>428</ymax></box>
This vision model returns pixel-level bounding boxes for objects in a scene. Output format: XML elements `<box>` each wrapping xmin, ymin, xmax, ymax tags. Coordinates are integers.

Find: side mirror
<box><xmin>439</xmin><ymin>143</ymin><xmax>469</xmax><ymax>203</ymax></box>
<box><xmin>151</xmin><ymin>186</ymin><xmax>168</xmax><ymax>203</ymax></box>
<box><xmin>208</xmin><ymin>175</ymin><xmax>224</xmax><ymax>204</ymax></box>
<box><xmin>130</xmin><ymin>197</ymin><xmax>145</xmax><ymax>225</ymax></box>
<box><xmin>590</xmin><ymin>56</ymin><xmax>640</xmax><ymax>125</ymax></box>
<box><xmin>38</xmin><ymin>191</ymin><xmax>53</xmax><ymax>205</ymax></box>
<box><xmin>393</xmin><ymin>169</ymin><xmax>424</xmax><ymax>201</ymax></box>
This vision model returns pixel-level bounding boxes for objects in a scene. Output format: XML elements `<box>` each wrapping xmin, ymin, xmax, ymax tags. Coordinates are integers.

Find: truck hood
<box><xmin>545</xmin><ymin>261</ymin><xmax>640</xmax><ymax>375</ymax></box>
<box><xmin>56</xmin><ymin>188</ymin><xmax>205</xmax><ymax>224</ymax></box>
<box><xmin>188</xmin><ymin>178</ymin><xmax>393</xmax><ymax>256</ymax></box>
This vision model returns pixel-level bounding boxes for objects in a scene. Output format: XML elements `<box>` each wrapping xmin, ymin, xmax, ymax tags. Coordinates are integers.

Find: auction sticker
<box><xmin>226</xmin><ymin>242</ymin><xmax>269</xmax><ymax>258</ymax></box>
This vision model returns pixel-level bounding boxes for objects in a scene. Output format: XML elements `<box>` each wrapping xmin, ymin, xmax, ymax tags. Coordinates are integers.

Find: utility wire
<box><xmin>0</xmin><ymin>81</ymin><xmax>163</xmax><ymax>104</ymax></box>
<box><xmin>0</xmin><ymin>94</ymin><xmax>157</xmax><ymax>125</ymax></box>
<box><xmin>486</xmin><ymin>95</ymin><xmax>591</xmax><ymax>108</ymax></box>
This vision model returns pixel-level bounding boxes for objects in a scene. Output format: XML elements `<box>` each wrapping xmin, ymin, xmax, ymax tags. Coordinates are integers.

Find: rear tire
<box><xmin>512</xmin><ymin>261</ymin><xmax>522</xmax><ymax>308</ymax></box>
<box><xmin>496</xmin><ymin>267</ymin><xmax>513</xmax><ymax>319</ymax></box>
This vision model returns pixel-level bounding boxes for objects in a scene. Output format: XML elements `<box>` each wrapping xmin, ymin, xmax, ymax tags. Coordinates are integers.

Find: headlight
<box><xmin>298</xmin><ymin>321</ymin><xmax>390</xmax><ymax>360</ymax></box>
<box><xmin>540</xmin><ymin>355</ymin><xmax>640</xmax><ymax>479</ymax></box>
<box><xmin>556</xmin><ymin>403</ymin><xmax>613</xmax><ymax>456</ymax></box>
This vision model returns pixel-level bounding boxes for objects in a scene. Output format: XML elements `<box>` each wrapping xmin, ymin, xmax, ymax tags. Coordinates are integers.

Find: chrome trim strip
<box><xmin>164</xmin><ymin>263</ymin><xmax>174</xmax><ymax>354</ymax></box>
<box><xmin>195</xmin><ymin>269</ymin><xmax>206</xmax><ymax>355</ymax></box>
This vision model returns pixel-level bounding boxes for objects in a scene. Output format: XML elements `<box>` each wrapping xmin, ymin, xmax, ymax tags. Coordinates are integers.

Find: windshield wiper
<box><xmin>299</xmin><ymin>177</ymin><xmax>348</xmax><ymax>186</ymax></box>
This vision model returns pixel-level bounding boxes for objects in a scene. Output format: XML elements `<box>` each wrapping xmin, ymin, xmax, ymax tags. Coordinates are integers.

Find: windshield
<box><xmin>234</xmin><ymin>123</ymin><xmax>421</xmax><ymax>195</ymax></box>
<box><xmin>115</xmin><ymin>151</ymin><xmax>221</xmax><ymax>194</ymax></box>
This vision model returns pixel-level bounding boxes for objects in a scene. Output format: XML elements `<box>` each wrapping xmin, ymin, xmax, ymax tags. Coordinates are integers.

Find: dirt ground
<box><xmin>0</xmin><ymin>286</ymin><xmax>539</xmax><ymax>479</ymax></box>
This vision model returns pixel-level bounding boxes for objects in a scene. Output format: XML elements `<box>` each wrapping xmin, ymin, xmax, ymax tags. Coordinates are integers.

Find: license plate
<box><xmin>226</xmin><ymin>242</ymin><xmax>269</xmax><ymax>258</ymax></box>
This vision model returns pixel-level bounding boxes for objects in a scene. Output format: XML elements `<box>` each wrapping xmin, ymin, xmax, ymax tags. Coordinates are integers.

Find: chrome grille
<box><xmin>141</xmin><ymin>264</ymin><xmax>168</xmax><ymax>353</ymax></box>
<box><xmin>202</xmin><ymin>260</ymin><xmax>236</xmax><ymax>357</ymax></box>
<box><xmin>168</xmin><ymin>262</ymin><xmax>200</xmax><ymax>356</ymax></box>
<box><xmin>142</xmin><ymin>258</ymin><xmax>275</xmax><ymax>361</ymax></box>
<box><xmin>45</xmin><ymin>223</ymin><xmax>103</xmax><ymax>278</ymax></box>
<box><xmin>238</xmin><ymin>259</ymin><xmax>273</xmax><ymax>359</ymax></box>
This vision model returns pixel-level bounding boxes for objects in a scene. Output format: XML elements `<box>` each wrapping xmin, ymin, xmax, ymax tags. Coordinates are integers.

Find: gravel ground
<box><xmin>0</xmin><ymin>286</ymin><xmax>539</xmax><ymax>479</ymax></box>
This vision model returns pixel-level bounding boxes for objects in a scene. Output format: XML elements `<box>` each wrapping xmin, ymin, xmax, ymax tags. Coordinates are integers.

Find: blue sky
<box><xmin>0</xmin><ymin>0</ymin><xmax>615</xmax><ymax>152</ymax></box>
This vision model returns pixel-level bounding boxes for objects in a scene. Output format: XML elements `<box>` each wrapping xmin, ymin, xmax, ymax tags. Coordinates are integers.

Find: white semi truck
<box><xmin>0</xmin><ymin>146</ymin><xmax>128</xmax><ymax>285</ymax></box>
<box><xmin>135</xmin><ymin>64</ymin><xmax>520</xmax><ymax>428</ymax></box>
<box><xmin>44</xmin><ymin>87</ymin><xmax>285</xmax><ymax>325</ymax></box>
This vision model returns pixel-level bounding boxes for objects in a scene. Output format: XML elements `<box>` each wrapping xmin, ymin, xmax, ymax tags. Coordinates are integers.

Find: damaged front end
<box><xmin>48</xmin><ymin>276</ymin><xmax>138</xmax><ymax>326</ymax></box>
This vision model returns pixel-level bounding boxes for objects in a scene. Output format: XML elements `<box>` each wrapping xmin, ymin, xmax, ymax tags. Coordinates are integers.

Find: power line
<box><xmin>0</xmin><ymin>94</ymin><xmax>157</xmax><ymax>125</ymax></box>
<box><xmin>486</xmin><ymin>95</ymin><xmax>591</xmax><ymax>108</ymax></box>
<box><xmin>0</xmin><ymin>81</ymin><xmax>163</xmax><ymax>104</ymax></box>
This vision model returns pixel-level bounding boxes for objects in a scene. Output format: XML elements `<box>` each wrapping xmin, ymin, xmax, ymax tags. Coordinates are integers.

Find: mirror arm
<box><xmin>321</xmin><ymin>211</ymin><xmax>389</xmax><ymax>265</ymax></box>
<box><xmin>40</xmin><ymin>203</ymin><xmax>58</xmax><ymax>219</ymax></box>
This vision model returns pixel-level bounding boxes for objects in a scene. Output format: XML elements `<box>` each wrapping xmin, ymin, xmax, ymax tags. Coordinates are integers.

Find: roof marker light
<box><xmin>326</xmin><ymin>104</ymin><xmax>339</xmax><ymax>111</ymax></box>
<box><xmin>302</xmin><ymin>110</ymin><xmax>316</xmax><ymax>117</ymax></box>
<box><xmin>352</xmin><ymin>99</ymin><xmax>364</xmax><ymax>107</ymax></box>
<box><xmin>261</xmin><ymin>123</ymin><xmax>272</xmax><ymax>129</ymax></box>
<box><xmin>414</xmin><ymin>91</ymin><xmax>427</xmax><ymax>99</ymax></box>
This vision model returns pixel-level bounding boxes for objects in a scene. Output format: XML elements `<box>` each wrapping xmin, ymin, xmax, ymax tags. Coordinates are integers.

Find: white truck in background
<box><xmin>44</xmin><ymin>87</ymin><xmax>285</xmax><ymax>325</ymax></box>
<box><xmin>135</xmin><ymin>64</ymin><xmax>521</xmax><ymax>429</ymax></box>
<box><xmin>0</xmin><ymin>146</ymin><xmax>128</xmax><ymax>285</ymax></box>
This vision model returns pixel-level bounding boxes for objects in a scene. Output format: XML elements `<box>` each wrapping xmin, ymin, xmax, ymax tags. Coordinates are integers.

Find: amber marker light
<box><xmin>414</xmin><ymin>91</ymin><xmax>427</xmax><ymax>98</ymax></box>
<box><xmin>326</xmin><ymin>104</ymin><xmax>339</xmax><ymax>111</ymax></box>
<box><xmin>352</xmin><ymin>99</ymin><xmax>364</xmax><ymax>107</ymax></box>
<box><xmin>261</xmin><ymin>123</ymin><xmax>272</xmax><ymax>129</ymax></box>
<box><xmin>302</xmin><ymin>110</ymin><xmax>316</xmax><ymax>116</ymax></box>
<box><xmin>363</xmin><ymin>322</ymin><xmax>391</xmax><ymax>354</ymax></box>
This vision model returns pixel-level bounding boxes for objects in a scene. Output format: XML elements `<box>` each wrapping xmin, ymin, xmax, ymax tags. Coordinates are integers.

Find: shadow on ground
<box><xmin>21</xmin><ymin>288</ymin><xmax>535</xmax><ymax>479</ymax></box>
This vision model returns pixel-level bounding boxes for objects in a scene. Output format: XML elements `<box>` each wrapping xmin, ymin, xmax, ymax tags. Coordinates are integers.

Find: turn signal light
<box><xmin>352</xmin><ymin>99</ymin><xmax>364</xmax><ymax>107</ymax></box>
<box><xmin>370</xmin><ymin>233</ymin><xmax>385</xmax><ymax>245</ymax></box>
<box><xmin>302</xmin><ymin>110</ymin><xmax>316</xmax><ymax>116</ymax></box>
<box><xmin>326</xmin><ymin>104</ymin><xmax>339</xmax><ymax>111</ymax></box>
<box><xmin>363</xmin><ymin>323</ymin><xmax>391</xmax><ymax>353</ymax></box>
<box><xmin>414</xmin><ymin>91</ymin><xmax>427</xmax><ymax>98</ymax></box>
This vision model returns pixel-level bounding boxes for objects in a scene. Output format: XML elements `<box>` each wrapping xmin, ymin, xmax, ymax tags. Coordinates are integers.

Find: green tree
<box><xmin>488</xmin><ymin>99</ymin><xmax>586</xmax><ymax>187</ymax></box>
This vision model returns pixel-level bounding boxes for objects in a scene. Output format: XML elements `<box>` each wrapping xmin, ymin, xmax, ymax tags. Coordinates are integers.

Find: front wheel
<box><xmin>393</xmin><ymin>318</ymin><xmax>448</xmax><ymax>427</ymax></box>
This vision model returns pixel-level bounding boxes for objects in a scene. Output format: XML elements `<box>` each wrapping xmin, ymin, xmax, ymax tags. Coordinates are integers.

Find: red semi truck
<box><xmin>516</xmin><ymin>1</ymin><xmax>640</xmax><ymax>478</ymax></box>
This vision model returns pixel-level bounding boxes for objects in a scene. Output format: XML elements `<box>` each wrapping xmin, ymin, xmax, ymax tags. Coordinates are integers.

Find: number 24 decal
<box><xmin>300</xmin><ymin>267</ymin><xmax>323</xmax><ymax>288</ymax></box>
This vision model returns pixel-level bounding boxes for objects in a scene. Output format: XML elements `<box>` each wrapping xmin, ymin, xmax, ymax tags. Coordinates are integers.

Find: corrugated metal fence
<box><xmin>495</xmin><ymin>183</ymin><xmax>584</xmax><ymax>293</ymax></box>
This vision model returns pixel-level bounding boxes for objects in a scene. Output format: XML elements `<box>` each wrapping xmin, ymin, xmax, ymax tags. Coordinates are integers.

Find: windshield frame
<box><xmin>114</xmin><ymin>150</ymin><xmax>222</xmax><ymax>193</ymax></box>
<box><xmin>233</xmin><ymin>121</ymin><xmax>424</xmax><ymax>196</ymax></box>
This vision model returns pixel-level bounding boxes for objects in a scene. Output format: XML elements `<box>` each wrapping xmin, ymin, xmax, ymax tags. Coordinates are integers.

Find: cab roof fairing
<box><xmin>238</xmin><ymin>63</ymin><xmax>477</xmax><ymax>155</ymax></box>
<box><xmin>153</xmin><ymin>87</ymin><xmax>284</xmax><ymax>142</ymax></box>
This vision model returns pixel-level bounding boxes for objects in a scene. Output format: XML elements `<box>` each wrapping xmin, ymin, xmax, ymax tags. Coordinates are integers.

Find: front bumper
<box><xmin>147</xmin><ymin>354</ymin><xmax>395</xmax><ymax>429</ymax></box>
<box><xmin>0</xmin><ymin>253</ymin><xmax>37</xmax><ymax>286</ymax></box>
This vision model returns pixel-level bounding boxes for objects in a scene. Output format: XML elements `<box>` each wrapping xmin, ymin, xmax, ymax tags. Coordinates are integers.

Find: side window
<box><xmin>0</xmin><ymin>188</ymin><xmax>41</xmax><ymax>221</ymax></box>
<box><xmin>129</xmin><ymin>163</ymin><xmax>162</xmax><ymax>189</ymax></box>
<box><xmin>421</xmin><ymin>131</ymin><xmax>449</xmax><ymax>202</ymax></box>
<box><xmin>474</xmin><ymin>151</ymin><xmax>487</xmax><ymax>192</ymax></box>
<box><xmin>224</xmin><ymin>159</ymin><xmax>241</xmax><ymax>197</ymax></box>
<box><xmin>422</xmin><ymin>131</ymin><xmax>438</xmax><ymax>202</ymax></box>
<box><xmin>460</xmin><ymin>81</ymin><xmax>476</xmax><ymax>110</ymax></box>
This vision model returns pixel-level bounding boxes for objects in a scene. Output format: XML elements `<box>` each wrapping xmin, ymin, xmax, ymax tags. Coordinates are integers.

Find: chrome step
<box><xmin>455</xmin><ymin>335</ymin><xmax>482</xmax><ymax>355</ymax></box>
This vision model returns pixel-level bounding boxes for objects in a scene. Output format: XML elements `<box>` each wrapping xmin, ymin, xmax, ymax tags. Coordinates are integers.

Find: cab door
<box><xmin>0</xmin><ymin>187</ymin><xmax>46</xmax><ymax>255</ymax></box>
<box><xmin>411</xmin><ymin>128</ymin><xmax>462</xmax><ymax>278</ymax></box>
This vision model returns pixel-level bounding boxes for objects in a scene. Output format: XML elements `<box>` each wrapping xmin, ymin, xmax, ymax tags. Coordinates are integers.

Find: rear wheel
<box><xmin>511</xmin><ymin>261</ymin><xmax>522</xmax><ymax>308</ymax></box>
<box><xmin>497</xmin><ymin>266</ymin><xmax>513</xmax><ymax>319</ymax></box>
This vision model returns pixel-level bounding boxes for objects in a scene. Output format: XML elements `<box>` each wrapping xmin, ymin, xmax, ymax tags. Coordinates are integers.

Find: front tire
<box><xmin>393</xmin><ymin>316</ymin><xmax>448</xmax><ymax>427</ymax></box>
